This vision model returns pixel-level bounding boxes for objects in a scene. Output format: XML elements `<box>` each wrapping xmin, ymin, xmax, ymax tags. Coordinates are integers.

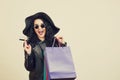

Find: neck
<box><xmin>39</xmin><ymin>37</ymin><xmax>45</xmax><ymax>41</ymax></box>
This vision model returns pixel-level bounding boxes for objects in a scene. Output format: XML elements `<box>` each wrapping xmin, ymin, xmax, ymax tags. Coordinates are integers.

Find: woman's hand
<box><xmin>23</xmin><ymin>40</ymin><xmax>32</xmax><ymax>55</ymax></box>
<box><xmin>55</xmin><ymin>36</ymin><xmax>66</xmax><ymax>44</ymax></box>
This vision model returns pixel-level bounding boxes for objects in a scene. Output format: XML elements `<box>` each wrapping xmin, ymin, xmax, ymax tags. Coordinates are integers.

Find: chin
<box><xmin>38</xmin><ymin>35</ymin><xmax>45</xmax><ymax>38</ymax></box>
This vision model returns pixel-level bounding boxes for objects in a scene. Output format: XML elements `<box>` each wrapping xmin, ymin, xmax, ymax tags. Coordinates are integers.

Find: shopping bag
<box><xmin>44</xmin><ymin>38</ymin><xmax>76</xmax><ymax>79</ymax></box>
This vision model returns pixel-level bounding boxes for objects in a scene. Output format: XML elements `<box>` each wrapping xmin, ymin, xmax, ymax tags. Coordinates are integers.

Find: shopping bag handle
<box><xmin>52</xmin><ymin>38</ymin><xmax>61</xmax><ymax>47</ymax></box>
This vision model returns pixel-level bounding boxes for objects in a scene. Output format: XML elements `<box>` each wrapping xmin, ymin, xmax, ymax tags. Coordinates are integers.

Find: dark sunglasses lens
<box><xmin>34</xmin><ymin>25</ymin><xmax>39</xmax><ymax>29</ymax></box>
<box><xmin>41</xmin><ymin>24</ymin><xmax>45</xmax><ymax>28</ymax></box>
<box><xmin>34</xmin><ymin>24</ymin><xmax>45</xmax><ymax>29</ymax></box>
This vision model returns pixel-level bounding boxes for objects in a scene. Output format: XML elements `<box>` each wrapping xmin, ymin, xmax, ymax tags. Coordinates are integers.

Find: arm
<box><xmin>23</xmin><ymin>41</ymin><xmax>35</xmax><ymax>71</ymax></box>
<box><xmin>24</xmin><ymin>50</ymin><xmax>35</xmax><ymax>71</ymax></box>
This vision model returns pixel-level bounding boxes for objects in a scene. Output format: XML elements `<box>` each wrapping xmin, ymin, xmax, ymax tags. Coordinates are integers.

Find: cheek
<box><xmin>44</xmin><ymin>28</ymin><xmax>46</xmax><ymax>34</ymax></box>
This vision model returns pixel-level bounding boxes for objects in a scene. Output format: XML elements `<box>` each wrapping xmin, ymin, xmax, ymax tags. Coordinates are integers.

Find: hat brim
<box><xmin>23</xmin><ymin>12</ymin><xmax>60</xmax><ymax>37</ymax></box>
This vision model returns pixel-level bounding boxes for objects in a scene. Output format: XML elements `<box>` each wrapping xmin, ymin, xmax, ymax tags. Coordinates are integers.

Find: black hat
<box><xmin>23</xmin><ymin>12</ymin><xmax>60</xmax><ymax>37</ymax></box>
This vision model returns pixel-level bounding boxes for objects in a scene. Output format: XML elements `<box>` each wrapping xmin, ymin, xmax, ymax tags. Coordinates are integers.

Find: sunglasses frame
<box><xmin>34</xmin><ymin>23</ymin><xmax>46</xmax><ymax>29</ymax></box>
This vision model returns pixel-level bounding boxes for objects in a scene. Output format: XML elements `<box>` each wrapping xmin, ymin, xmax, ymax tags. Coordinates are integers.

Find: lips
<box><xmin>38</xmin><ymin>30</ymin><xmax>44</xmax><ymax>35</ymax></box>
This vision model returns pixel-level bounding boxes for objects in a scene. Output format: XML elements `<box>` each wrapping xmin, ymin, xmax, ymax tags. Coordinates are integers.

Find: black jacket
<box><xmin>24</xmin><ymin>38</ymin><xmax>71</xmax><ymax>80</ymax></box>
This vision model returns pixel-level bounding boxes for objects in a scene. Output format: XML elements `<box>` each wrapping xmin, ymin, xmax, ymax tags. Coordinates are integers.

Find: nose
<box><xmin>38</xmin><ymin>26</ymin><xmax>42</xmax><ymax>29</ymax></box>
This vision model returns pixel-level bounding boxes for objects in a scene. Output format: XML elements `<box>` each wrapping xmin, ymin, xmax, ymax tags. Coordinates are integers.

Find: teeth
<box><xmin>40</xmin><ymin>31</ymin><xmax>43</xmax><ymax>33</ymax></box>
<box><xmin>39</xmin><ymin>31</ymin><xmax>44</xmax><ymax>34</ymax></box>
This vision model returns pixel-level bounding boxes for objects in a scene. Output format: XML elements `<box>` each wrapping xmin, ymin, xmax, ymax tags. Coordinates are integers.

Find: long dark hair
<box><xmin>27</xmin><ymin>18</ymin><xmax>55</xmax><ymax>46</ymax></box>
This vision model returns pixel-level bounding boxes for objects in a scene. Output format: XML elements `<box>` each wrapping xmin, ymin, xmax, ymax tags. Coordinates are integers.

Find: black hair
<box><xmin>27</xmin><ymin>18</ymin><xmax>55</xmax><ymax>46</ymax></box>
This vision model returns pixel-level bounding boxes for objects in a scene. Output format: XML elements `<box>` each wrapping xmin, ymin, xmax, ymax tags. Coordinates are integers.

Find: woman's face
<box><xmin>34</xmin><ymin>19</ymin><xmax>46</xmax><ymax>41</ymax></box>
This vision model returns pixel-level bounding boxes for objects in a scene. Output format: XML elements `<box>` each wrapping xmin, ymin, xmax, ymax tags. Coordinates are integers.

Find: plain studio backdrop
<box><xmin>0</xmin><ymin>0</ymin><xmax>120</xmax><ymax>80</ymax></box>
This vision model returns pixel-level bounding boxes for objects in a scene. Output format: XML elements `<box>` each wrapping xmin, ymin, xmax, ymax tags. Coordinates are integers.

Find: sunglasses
<box><xmin>34</xmin><ymin>24</ymin><xmax>46</xmax><ymax>29</ymax></box>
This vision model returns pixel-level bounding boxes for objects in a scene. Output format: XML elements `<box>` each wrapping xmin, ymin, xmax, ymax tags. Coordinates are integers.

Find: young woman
<box><xmin>22</xmin><ymin>12</ymin><xmax>74</xmax><ymax>80</ymax></box>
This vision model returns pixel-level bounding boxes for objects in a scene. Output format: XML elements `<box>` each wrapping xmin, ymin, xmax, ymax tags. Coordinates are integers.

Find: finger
<box><xmin>24</xmin><ymin>44</ymin><xmax>30</xmax><ymax>50</ymax></box>
<box><xmin>56</xmin><ymin>36</ymin><xmax>63</xmax><ymax>40</ymax></box>
<box><xmin>24</xmin><ymin>40</ymin><xmax>30</xmax><ymax>48</ymax></box>
<box><xmin>59</xmin><ymin>37</ymin><xmax>63</xmax><ymax>40</ymax></box>
<box><xmin>58</xmin><ymin>37</ymin><xmax>63</xmax><ymax>42</ymax></box>
<box><xmin>24</xmin><ymin>40</ymin><xmax>27</xmax><ymax>46</ymax></box>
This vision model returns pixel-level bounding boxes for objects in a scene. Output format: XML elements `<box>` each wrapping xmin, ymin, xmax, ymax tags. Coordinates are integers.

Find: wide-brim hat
<box><xmin>23</xmin><ymin>12</ymin><xmax>60</xmax><ymax>37</ymax></box>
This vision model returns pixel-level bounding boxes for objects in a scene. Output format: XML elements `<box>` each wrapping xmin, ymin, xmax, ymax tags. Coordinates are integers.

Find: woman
<box><xmin>22</xmin><ymin>12</ymin><xmax>74</xmax><ymax>80</ymax></box>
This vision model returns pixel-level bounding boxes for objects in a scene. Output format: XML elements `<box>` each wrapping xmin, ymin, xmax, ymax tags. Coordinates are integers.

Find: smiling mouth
<box><xmin>38</xmin><ymin>30</ymin><xmax>44</xmax><ymax>35</ymax></box>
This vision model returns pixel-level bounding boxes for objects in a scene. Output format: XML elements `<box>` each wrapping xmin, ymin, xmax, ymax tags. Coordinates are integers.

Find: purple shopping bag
<box><xmin>44</xmin><ymin>39</ymin><xmax>76</xmax><ymax>79</ymax></box>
